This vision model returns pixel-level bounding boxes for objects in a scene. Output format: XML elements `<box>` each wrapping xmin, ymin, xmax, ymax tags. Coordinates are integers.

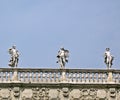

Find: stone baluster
<box><xmin>96</xmin><ymin>73</ymin><xmax>99</xmax><ymax>82</ymax></box>
<box><xmin>21</xmin><ymin>72</ymin><xmax>24</xmax><ymax>82</ymax></box>
<box><xmin>81</xmin><ymin>72</ymin><xmax>85</xmax><ymax>83</ymax></box>
<box><xmin>54</xmin><ymin>72</ymin><xmax>56</xmax><ymax>82</ymax></box>
<box><xmin>55</xmin><ymin>72</ymin><xmax>59</xmax><ymax>82</ymax></box>
<box><xmin>23</xmin><ymin>72</ymin><xmax>25</xmax><ymax>82</ymax></box>
<box><xmin>79</xmin><ymin>73</ymin><xmax>82</xmax><ymax>82</ymax></box>
<box><xmin>46</xmin><ymin>72</ymin><xmax>50</xmax><ymax>82</ymax></box>
<box><xmin>51</xmin><ymin>72</ymin><xmax>54</xmax><ymax>82</ymax></box>
<box><xmin>112</xmin><ymin>73</ymin><xmax>116</xmax><ymax>83</ymax></box>
<box><xmin>36</xmin><ymin>71</ymin><xmax>39</xmax><ymax>82</ymax></box>
<box><xmin>98</xmin><ymin>73</ymin><xmax>101</xmax><ymax>83</ymax></box>
<box><xmin>38</xmin><ymin>72</ymin><xmax>41</xmax><ymax>82</ymax></box>
<box><xmin>19</xmin><ymin>72</ymin><xmax>22</xmax><ymax>82</ymax></box>
<box><xmin>56</xmin><ymin>72</ymin><xmax>59</xmax><ymax>82</ymax></box>
<box><xmin>7</xmin><ymin>72</ymin><xmax>10</xmax><ymax>81</ymax></box>
<box><xmin>40</xmin><ymin>71</ymin><xmax>43</xmax><ymax>82</ymax></box>
<box><xmin>93</xmin><ymin>73</ymin><xmax>97</xmax><ymax>83</ymax></box>
<box><xmin>114</xmin><ymin>73</ymin><xmax>119</xmax><ymax>83</ymax></box>
<box><xmin>85</xmin><ymin>72</ymin><xmax>89</xmax><ymax>83</ymax></box>
<box><xmin>29</xmin><ymin>72</ymin><xmax>33</xmax><ymax>82</ymax></box>
<box><xmin>71</xmin><ymin>72</ymin><xmax>74</xmax><ymax>82</ymax></box>
<box><xmin>102</xmin><ymin>72</ymin><xmax>106</xmax><ymax>83</ymax></box>
<box><xmin>72</xmin><ymin>72</ymin><xmax>76</xmax><ymax>82</ymax></box>
<box><xmin>24</xmin><ymin>72</ymin><xmax>28</xmax><ymax>82</ymax></box>
<box><xmin>36</xmin><ymin>72</ymin><xmax>39</xmax><ymax>82</ymax></box>
<box><xmin>76</xmin><ymin>72</ymin><xmax>80</xmax><ymax>82</ymax></box>
<box><xmin>1</xmin><ymin>72</ymin><xmax>3</xmax><ymax>82</ymax></box>
<box><xmin>33</xmin><ymin>72</ymin><xmax>37</xmax><ymax>82</ymax></box>
<box><xmin>118</xmin><ymin>73</ymin><xmax>120</xmax><ymax>83</ymax></box>
<box><xmin>40</xmin><ymin>72</ymin><xmax>43</xmax><ymax>82</ymax></box>
<box><xmin>68</xmin><ymin>72</ymin><xmax>72</xmax><ymax>82</ymax></box>
<box><xmin>42</xmin><ymin>72</ymin><xmax>46</xmax><ymax>82</ymax></box>
<box><xmin>89</xmin><ymin>73</ymin><xmax>93</xmax><ymax>83</ymax></box>
<box><xmin>101</xmin><ymin>73</ymin><xmax>104</xmax><ymax>83</ymax></box>
<box><xmin>3</xmin><ymin>72</ymin><xmax>6</xmax><ymax>82</ymax></box>
<box><xmin>0</xmin><ymin>72</ymin><xmax>1</xmax><ymax>82</ymax></box>
<box><xmin>5</xmin><ymin>72</ymin><xmax>8</xmax><ymax>82</ymax></box>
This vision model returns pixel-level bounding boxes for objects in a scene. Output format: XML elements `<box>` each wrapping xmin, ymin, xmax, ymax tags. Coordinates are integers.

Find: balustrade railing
<box><xmin>0</xmin><ymin>68</ymin><xmax>120</xmax><ymax>84</ymax></box>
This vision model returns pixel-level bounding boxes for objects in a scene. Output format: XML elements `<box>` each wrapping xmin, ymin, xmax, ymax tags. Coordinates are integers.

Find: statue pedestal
<box><xmin>61</xmin><ymin>69</ymin><xmax>67</xmax><ymax>82</ymax></box>
<box><xmin>12</xmin><ymin>68</ymin><xmax>18</xmax><ymax>82</ymax></box>
<box><xmin>107</xmin><ymin>71</ymin><xmax>113</xmax><ymax>83</ymax></box>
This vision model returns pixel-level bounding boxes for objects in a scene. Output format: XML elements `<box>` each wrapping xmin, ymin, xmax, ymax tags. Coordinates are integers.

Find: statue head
<box><xmin>106</xmin><ymin>48</ymin><xmax>110</xmax><ymax>51</ymax></box>
<box><xmin>12</xmin><ymin>45</ymin><xmax>16</xmax><ymax>49</ymax></box>
<box><xmin>60</xmin><ymin>47</ymin><xmax>64</xmax><ymax>50</ymax></box>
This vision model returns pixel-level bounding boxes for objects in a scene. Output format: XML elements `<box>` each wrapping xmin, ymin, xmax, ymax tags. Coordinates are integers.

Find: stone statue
<box><xmin>104</xmin><ymin>48</ymin><xmax>114</xmax><ymax>69</ymax></box>
<box><xmin>8</xmin><ymin>45</ymin><xmax>19</xmax><ymax>67</ymax></box>
<box><xmin>56</xmin><ymin>47</ymin><xmax>69</xmax><ymax>68</ymax></box>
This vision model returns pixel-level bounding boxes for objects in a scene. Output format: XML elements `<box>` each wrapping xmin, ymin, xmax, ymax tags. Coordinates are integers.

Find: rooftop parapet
<box><xmin>0</xmin><ymin>68</ymin><xmax>119</xmax><ymax>84</ymax></box>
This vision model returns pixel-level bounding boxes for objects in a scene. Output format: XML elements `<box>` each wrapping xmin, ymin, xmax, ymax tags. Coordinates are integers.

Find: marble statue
<box><xmin>104</xmin><ymin>48</ymin><xmax>114</xmax><ymax>69</ymax></box>
<box><xmin>57</xmin><ymin>47</ymin><xmax>69</xmax><ymax>68</ymax></box>
<box><xmin>8</xmin><ymin>45</ymin><xmax>19</xmax><ymax>67</ymax></box>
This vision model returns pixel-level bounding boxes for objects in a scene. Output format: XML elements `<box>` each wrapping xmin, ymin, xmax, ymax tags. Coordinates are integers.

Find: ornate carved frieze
<box><xmin>0</xmin><ymin>86</ymin><xmax>120</xmax><ymax>99</ymax></box>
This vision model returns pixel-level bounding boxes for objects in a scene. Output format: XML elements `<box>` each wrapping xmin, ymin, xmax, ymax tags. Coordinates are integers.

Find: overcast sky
<box><xmin>0</xmin><ymin>0</ymin><xmax>120</xmax><ymax>69</ymax></box>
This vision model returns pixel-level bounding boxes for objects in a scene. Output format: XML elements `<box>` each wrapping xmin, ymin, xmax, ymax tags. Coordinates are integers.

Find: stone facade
<box><xmin>0</xmin><ymin>68</ymin><xmax>120</xmax><ymax>100</ymax></box>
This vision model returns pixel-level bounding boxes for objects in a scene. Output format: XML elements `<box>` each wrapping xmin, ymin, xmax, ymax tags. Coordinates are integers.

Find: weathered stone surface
<box><xmin>49</xmin><ymin>89</ymin><xmax>60</xmax><ymax>100</ymax></box>
<box><xmin>22</xmin><ymin>89</ymin><xmax>32</xmax><ymax>100</ymax></box>
<box><xmin>70</xmin><ymin>89</ymin><xmax>81</xmax><ymax>99</ymax></box>
<box><xmin>0</xmin><ymin>68</ymin><xmax>120</xmax><ymax>99</ymax></box>
<box><xmin>0</xmin><ymin>89</ymin><xmax>11</xmax><ymax>100</ymax></box>
<box><xmin>97</xmin><ymin>89</ymin><xmax>107</xmax><ymax>99</ymax></box>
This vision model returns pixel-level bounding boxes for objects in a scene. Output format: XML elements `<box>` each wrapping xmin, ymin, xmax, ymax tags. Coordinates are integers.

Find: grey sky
<box><xmin>0</xmin><ymin>0</ymin><xmax>120</xmax><ymax>69</ymax></box>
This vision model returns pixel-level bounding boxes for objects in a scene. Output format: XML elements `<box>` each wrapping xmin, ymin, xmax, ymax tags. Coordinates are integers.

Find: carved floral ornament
<box><xmin>32</xmin><ymin>87</ymin><xmax>49</xmax><ymax>100</ymax></box>
<box><xmin>0</xmin><ymin>89</ymin><xmax>11</xmax><ymax>100</ymax></box>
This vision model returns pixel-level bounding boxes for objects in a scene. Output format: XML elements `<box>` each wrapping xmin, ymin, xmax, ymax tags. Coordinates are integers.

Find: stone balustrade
<box><xmin>0</xmin><ymin>68</ymin><xmax>120</xmax><ymax>100</ymax></box>
<box><xmin>0</xmin><ymin>68</ymin><xmax>120</xmax><ymax>84</ymax></box>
